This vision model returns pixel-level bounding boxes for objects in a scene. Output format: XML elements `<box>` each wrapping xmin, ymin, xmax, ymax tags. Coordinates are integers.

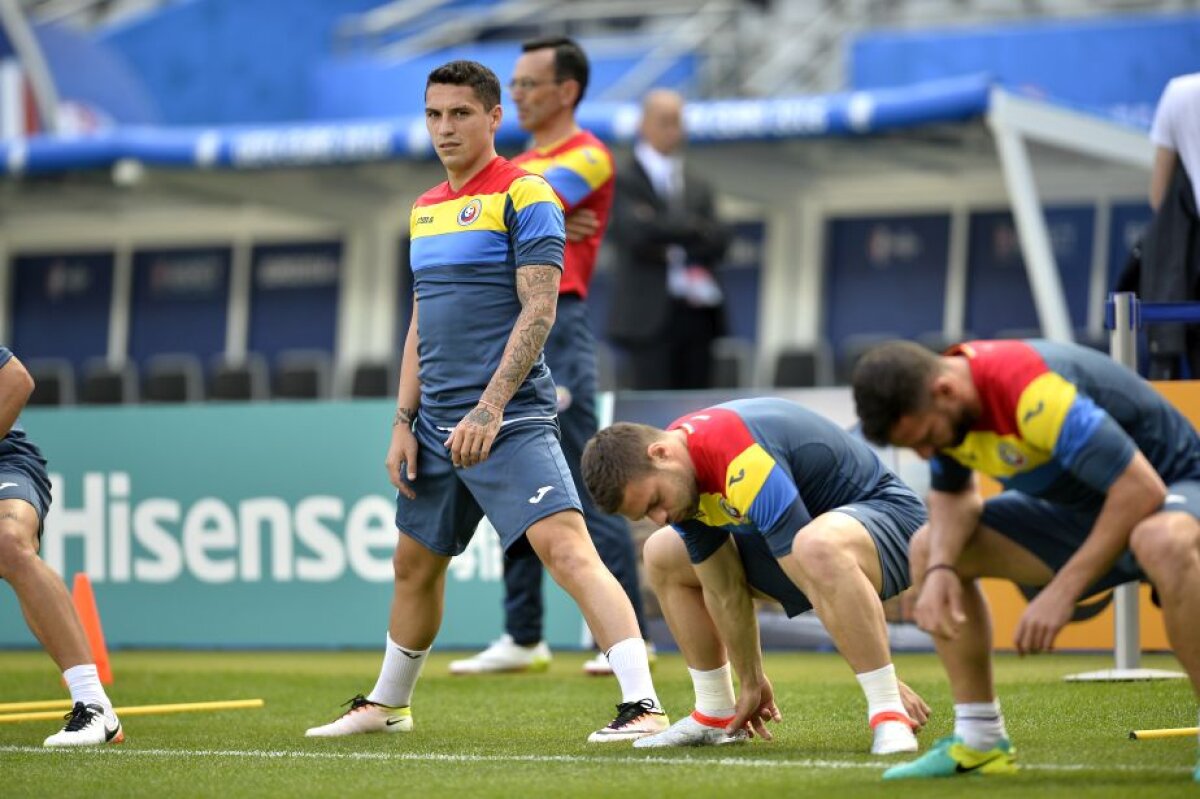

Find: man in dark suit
<box><xmin>608</xmin><ymin>89</ymin><xmax>730</xmax><ymax>390</ymax></box>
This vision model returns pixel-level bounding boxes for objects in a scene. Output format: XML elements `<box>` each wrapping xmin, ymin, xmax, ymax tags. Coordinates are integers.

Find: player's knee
<box><xmin>790</xmin><ymin>528</ymin><xmax>850</xmax><ymax>584</ymax></box>
<box><xmin>0</xmin><ymin>523</ymin><xmax>37</xmax><ymax>577</ymax></box>
<box><xmin>1130</xmin><ymin>516</ymin><xmax>1200</xmax><ymax>579</ymax></box>
<box><xmin>391</xmin><ymin>545</ymin><xmax>441</xmax><ymax>588</ymax></box>
<box><xmin>643</xmin><ymin>527</ymin><xmax>686</xmax><ymax>588</ymax></box>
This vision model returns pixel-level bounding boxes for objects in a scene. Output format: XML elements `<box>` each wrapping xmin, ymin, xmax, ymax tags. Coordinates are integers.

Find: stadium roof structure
<box><xmin>0</xmin><ymin>72</ymin><xmax>1153</xmax><ymax>346</ymax></box>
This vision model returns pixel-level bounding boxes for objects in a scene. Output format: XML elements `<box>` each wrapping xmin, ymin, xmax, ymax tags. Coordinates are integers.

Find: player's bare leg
<box><xmin>779</xmin><ymin>512</ymin><xmax>923</xmax><ymax>754</ymax></box>
<box><xmin>633</xmin><ymin>528</ymin><xmax>747</xmax><ymax>748</ymax></box>
<box><xmin>526</xmin><ymin>510</ymin><xmax>668</xmax><ymax>742</ymax></box>
<box><xmin>0</xmin><ymin>500</ymin><xmax>121</xmax><ymax>746</ymax></box>
<box><xmin>306</xmin><ymin>533</ymin><xmax>448</xmax><ymax>737</ymax></box>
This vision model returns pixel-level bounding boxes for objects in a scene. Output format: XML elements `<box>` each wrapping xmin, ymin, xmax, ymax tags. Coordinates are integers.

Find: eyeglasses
<box><xmin>508</xmin><ymin>78</ymin><xmax>560</xmax><ymax>92</ymax></box>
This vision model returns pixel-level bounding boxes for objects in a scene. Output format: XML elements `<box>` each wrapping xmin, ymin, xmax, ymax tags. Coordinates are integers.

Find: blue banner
<box><xmin>129</xmin><ymin>247</ymin><xmax>230</xmax><ymax>364</ymax></box>
<box><xmin>248</xmin><ymin>242</ymin><xmax>341</xmax><ymax>363</ymax></box>
<box><xmin>965</xmin><ymin>207</ymin><xmax>1094</xmax><ymax>336</ymax></box>
<box><xmin>823</xmin><ymin>214</ymin><xmax>950</xmax><ymax>353</ymax></box>
<box><xmin>11</xmin><ymin>252</ymin><xmax>113</xmax><ymax>371</ymax></box>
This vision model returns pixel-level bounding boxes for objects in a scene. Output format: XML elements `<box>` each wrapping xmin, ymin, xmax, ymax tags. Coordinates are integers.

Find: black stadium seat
<box><xmin>25</xmin><ymin>358</ymin><xmax>76</xmax><ymax>406</ymax></box>
<box><xmin>209</xmin><ymin>354</ymin><xmax>269</xmax><ymax>402</ymax></box>
<box><xmin>143</xmin><ymin>354</ymin><xmax>204</xmax><ymax>403</ymax></box>
<box><xmin>80</xmin><ymin>359</ymin><xmax>139</xmax><ymax>405</ymax></box>
<box><xmin>273</xmin><ymin>350</ymin><xmax>332</xmax><ymax>400</ymax></box>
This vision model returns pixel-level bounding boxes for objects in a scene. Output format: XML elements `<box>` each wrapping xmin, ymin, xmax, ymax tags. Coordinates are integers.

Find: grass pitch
<box><xmin>0</xmin><ymin>649</ymin><xmax>1195</xmax><ymax>798</ymax></box>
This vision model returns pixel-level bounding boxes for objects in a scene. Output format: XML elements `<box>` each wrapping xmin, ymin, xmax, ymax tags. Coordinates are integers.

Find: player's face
<box><xmin>889</xmin><ymin>397</ymin><xmax>975</xmax><ymax>460</ymax></box>
<box><xmin>510</xmin><ymin>49</ymin><xmax>571</xmax><ymax>133</ymax></box>
<box><xmin>425</xmin><ymin>83</ymin><xmax>501</xmax><ymax>173</ymax></box>
<box><xmin>617</xmin><ymin>468</ymin><xmax>700</xmax><ymax>527</ymax></box>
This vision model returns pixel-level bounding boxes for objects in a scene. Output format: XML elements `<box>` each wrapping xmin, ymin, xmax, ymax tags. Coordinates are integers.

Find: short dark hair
<box><xmin>521</xmin><ymin>35</ymin><xmax>589</xmax><ymax>107</ymax></box>
<box><xmin>851</xmin><ymin>340</ymin><xmax>940</xmax><ymax>445</ymax></box>
<box><xmin>426</xmin><ymin>60</ymin><xmax>501</xmax><ymax>110</ymax></box>
<box><xmin>582</xmin><ymin>422</ymin><xmax>662</xmax><ymax>513</ymax></box>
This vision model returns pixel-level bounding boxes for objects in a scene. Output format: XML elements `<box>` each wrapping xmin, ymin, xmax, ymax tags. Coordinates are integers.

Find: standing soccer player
<box><xmin>0</xmin><ymin>348</ymin><xmax>123</xmax><ymax>746</ymax></box>
<box><xmin>304</xmin><ymin>60</ymin><xmax>667</xmax><ymax>743</ymax></box>
<box><xmin>853</xmin><ymin>339</ymin><xmax>1200</xmax><ymax>782</ymax></box>
<box><xmin>449</xmin><ymin>36</ymin><xmax>649</xmax><ymax>677</ymax></box>
<box><xmin>582</xmin><ymin>398</ymin><xmax>930</xmax><ymax>753</ymax></box>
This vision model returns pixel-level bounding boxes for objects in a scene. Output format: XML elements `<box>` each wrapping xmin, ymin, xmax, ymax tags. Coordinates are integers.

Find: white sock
<box><xmin>367</xmin><ymin>633</ymin><xmax>429</xmax><ymax>708</ymax></box>
<box><xmin>63</xmin><ymin>664</ymin><xmax>110</xmax><ymax>710</ymax></box>
<box><xmin>606</xmin><ymin>637</ymin><xmax>660</xmax><ymax>709</ymax></box>
<box><xmin>955</xmin><ymin>699</ymin><xmax>1008</xmax><ymax>751</ymax></box>
<box><xmin>689</xmin><ymin>664</ymin><xmax>735</xmax><ymax>719</ymax></box>
<box><xmin>856</xmin><ymin>662</ymin><xmax>906</xmax><ymax>722</ymax></box>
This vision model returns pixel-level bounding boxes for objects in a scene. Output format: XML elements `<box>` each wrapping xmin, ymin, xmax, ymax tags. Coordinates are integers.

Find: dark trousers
<box><xmin>504</xmin><ymin>296</ymin><xmax>647</xmax><ymax>645</ymax></box>
<box><xmin>624</xmin><ymin>300</ymin><xmax>723</xmax><ymax>390</ymax></box>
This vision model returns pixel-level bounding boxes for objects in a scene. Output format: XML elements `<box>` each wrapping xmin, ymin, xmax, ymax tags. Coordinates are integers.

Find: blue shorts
<box><xmin>981</xmin><ymin>479</ymin><xmax>1200</xmax><ymax>598</ymax></box>
<box><xmin>732</xmin><ymin>480</ymin><xmax>925</xmax><ymax>618</ymax></box>
<box><xmin>395</xmin><ymin>414</ymin><xmax>582</xmax><ymax>557</ymax></box>
<box><xmin>0</xmin><ymin>455</ymin><xmax>52</xmax><ymax>537</ymax></box>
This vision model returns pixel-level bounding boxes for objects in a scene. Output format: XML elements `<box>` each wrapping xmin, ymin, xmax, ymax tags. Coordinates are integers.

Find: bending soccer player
<box><xmin>0</xmin><ymin>348</ymin><xmax>123</xmax><ymax>746</ymax></box>
<box><xmin>853</xmin><ymin>339</ymin><xmax>1200</xmax><ymax>782</ymax></box>
<box><xmin>582</xmin><ymin>398</ymin><xmax>931</xmax><ymax>753</ymax></box>
<box><xmin>304</xmin><ymin>60</ymin><xmax>667</xmax><ymax>743</ymax></box>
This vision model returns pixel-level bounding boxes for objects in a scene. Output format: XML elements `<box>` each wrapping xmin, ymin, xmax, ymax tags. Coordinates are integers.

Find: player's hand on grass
<box><xmin>1013</xmin><ymin>583</ymin><xmax>1073</xmax><ymax>655</ymax></box>
<box><xmin>914</xmin><ymin>567</ymin><xmax>967</xmax><ymax>640</ymax></box>
<box><xmin>898</xmin><ymin>680</ymin><xmax>931</xmax><ymax>730</ymax></box>
<box><xmin>445</xmin><ymin>402</ymin><xmax>503</xmax><ymax>468</ymax></box>
<box><xmin>564</xmin><ymin>208</ymin><xmax>599</xmax><ymax>242</ymax></box>
<box><xmin>386</xmin><ymin>424</ymin><xmax>420</xmax><ymax>499</ymax></box>
<box><xmin>727</xmin><ymin>677</ymin><xmax>781</xmax><ymax>741</ymax></box>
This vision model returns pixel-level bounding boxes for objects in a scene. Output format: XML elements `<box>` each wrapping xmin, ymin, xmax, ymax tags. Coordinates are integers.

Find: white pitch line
<box><xmin>0</xmin><ymin>745</ymin><xmax>1191</xmax><ymax>774</ymax></box>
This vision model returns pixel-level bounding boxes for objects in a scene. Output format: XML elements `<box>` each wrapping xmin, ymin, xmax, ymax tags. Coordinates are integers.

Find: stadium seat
<box><xmin>349</xmin><ymin>360</ymin><xmax>396</xmax><ymax>399</ymax></box>
<box><xmin>711</xmin><ymin>336</ymin><xmax>755</xmax><ymax>388</ymax></box>
<box><xmin>143</xmin><ymin>354</ymin><xmax>205</xmax><ymax>403</ymax></box>
<box><xmin>835</xmin><ymin>333</ymin><xmax>899</xmax><ymax>385</ymax></box>
<box><xmin>25</xmin><ymin>358</ymin><xmax>76</xmax><ymax>406</ymax></box>
<box><xmin>773</xmin><ymin>342</ymin><xmax>833</xmax><ymax>388</ymax></box>
<box><xmin>209</xmin><ymin>354</ymin><xmax>269</xmax><ymax>402</ymax></box>
<box><xmin>80</xmin><ymin>359</ymin><xmax>139</xmax><ymax>405</ymax></box>
<box><xmin>273</xmin><ymin>350</ymin><xmax>332</xmax><ymax>400</ymax></box>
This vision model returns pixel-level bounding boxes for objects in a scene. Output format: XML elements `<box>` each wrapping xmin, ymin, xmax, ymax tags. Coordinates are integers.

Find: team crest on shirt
<box><xmin>718</xmin><ymin>497</ymin><xmax>745</xmax><ymax>522</ymax></box>
<box><xmin>457</xmin><ymin>199</ymin><xmax>483</xmax><ymax>227</ymax></box>
<box><xmin>997</xmin><ymin>441</ymin><xmax>1026</xmax><ymax>468</ymax></box>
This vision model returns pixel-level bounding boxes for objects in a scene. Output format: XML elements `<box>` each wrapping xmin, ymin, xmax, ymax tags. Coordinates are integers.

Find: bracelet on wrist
<box><xmin>925</xmin><ymin>563</ymin><xmax>959</xmax><ymax>578</ymax></box>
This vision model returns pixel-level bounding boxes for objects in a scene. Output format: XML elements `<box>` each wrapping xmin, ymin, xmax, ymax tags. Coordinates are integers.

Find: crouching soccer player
<box><xmin>854</xmin><ymin>339</ymin><xmax>1200</xmax><ymax>782</ymax></box>
<box><xmin>582</xmin><ymin>398</ymin><xmax>930</xmax><ymax>753</ymax></box>
<box><xmin>0</xmin><ymin>347</ymin><xmax>123</xmax><ymax>746</ymax></box>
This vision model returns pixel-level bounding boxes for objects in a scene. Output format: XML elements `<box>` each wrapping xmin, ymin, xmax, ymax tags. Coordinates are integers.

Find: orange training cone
<box><xmin>71</xmin><ymin>573</ymin><xmax>113</xmax><ymax>685</ymax></box>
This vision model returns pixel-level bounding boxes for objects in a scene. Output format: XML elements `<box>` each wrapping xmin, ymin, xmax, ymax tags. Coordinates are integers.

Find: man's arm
<box><xmin>0</xmin><ymin>354</ymin><xmax>35</xmax><ymax>438</ymax></box>
<box><xmin>694</xmin><ymin>537</ymin><xmax>780</xmax><ymax>739</ymax></box>
<box><xmin>1149</xmin><ymin>146</ymin><xmax>1177</xmax><ymax>212</ymax></box>
<box><xmin>443</xmin><ymin>265</ymin><xmax>560</xmax><ymax>468</ymax></box>
<box><xmin>913</xmin><ymin>480</ymin><xmax>984</xmax><ymax>640</ymax></box>
<box><xmin>1014</xmin><ymin>451</ymin><xmax>1166</xmax><ymax>654</ymax></box>
<box><xmin>386</xmin><ymin>302</ymin><xmax>422</xmax><ymax>498</ymax></box>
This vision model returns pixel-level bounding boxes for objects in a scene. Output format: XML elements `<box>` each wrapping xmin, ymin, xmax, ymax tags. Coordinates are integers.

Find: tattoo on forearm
<box><xmin>394</xmin><ymin>406</ymin><xmax>417</xmax><ymax>427</ymax></box>
<box><xmin>482</xmin><ymin>266</ymin><xmax>559</xmax><ymax>406</ymax></box>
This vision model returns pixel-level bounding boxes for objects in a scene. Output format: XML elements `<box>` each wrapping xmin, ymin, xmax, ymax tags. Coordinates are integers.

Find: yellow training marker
<box><xmin>0</xmin><ymin>698</ymin><xmax>265</xmax><ymax>724</ymax></box>
<box><xmin>1129</xmin><ymin>726</ymin><xmax>1200</xmax><ymax>740</ymax></box>
<box><xmin>0</xmin><ymin>700</ymin><xmax>72</xmax><ymax>713</ymax></box>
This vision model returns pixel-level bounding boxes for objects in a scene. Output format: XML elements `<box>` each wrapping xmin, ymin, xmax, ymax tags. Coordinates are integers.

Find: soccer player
<box><xmin>582</xmin><ymin>398</ymin><xmax>930</xmax><ymax>753</ymax></box>
<box><xmin>0</xmin><ymin>348</ymin><xmax>123</xmax><ymax>746</ymax></box>
<box><xmin>304</xmin><ymin>60</ymin><xmax>667</xmax><ymax>743</ymax></box>
<box><xmin>852</xmin><ymin>340</ymin><xmax>1200</xmax><ymax>782</ymax></box>
<box><xmin>450</xmin><ymin>36</ymin><xmax>649</xmax><ymax>678</ymax></box>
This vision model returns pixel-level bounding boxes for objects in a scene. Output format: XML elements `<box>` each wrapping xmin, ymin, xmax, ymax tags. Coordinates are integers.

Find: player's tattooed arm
<box><xmin>394</xmin><ymin>406</ymin><xmax>418</xmax><ymax>427</ymax></box>
<box><xmin>478</xmin><ymin>264</ymin><xmax>560</xmax><ymax>411</ymax></box>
